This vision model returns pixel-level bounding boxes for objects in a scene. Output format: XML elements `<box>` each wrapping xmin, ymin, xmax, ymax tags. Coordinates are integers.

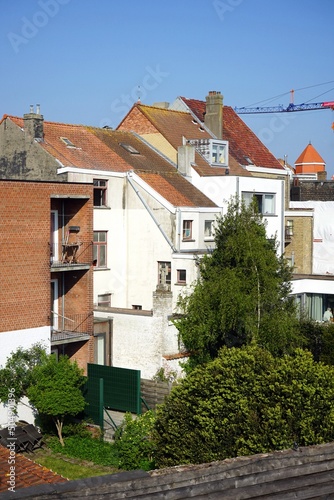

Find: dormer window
<box><xmin>211</xmin><ymin>141</ymin><xmax>227</xmax><ymax>166</ymax></box>
<box><xmin>187</xmin><ymin>138</ymin><xmax>228</xmax><ymax>168</ymax></box>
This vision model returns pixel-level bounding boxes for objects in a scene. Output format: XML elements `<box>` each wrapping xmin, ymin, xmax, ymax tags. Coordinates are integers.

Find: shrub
<box><xmin>153</xmin><ymin>345</ymin><xmax>334</xmax><ymax>468</ymax></box>
<box><xmin>47</xmin><ymin>435</ymin><xmax>119</xmax><ymax>467</ymax></box>
<box><xmin>113</xmin><ymin>411</ymin><xmax>156</xmax><ymax>471</ymax></box>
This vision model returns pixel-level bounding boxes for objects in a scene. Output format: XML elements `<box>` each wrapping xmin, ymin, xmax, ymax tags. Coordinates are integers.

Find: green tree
<box><xmin>27</xmin><ymin>355</ymin><xmax>86</xmax><ymax>446</ymax></box>
<box><xmin>153</xmin><ymin>345</ymin><xmax>334</xmax><ymax>468</ymax></box>
<box><xmin>113</xmin><ymin>411</ymin><xmax>156</xmax><ymax>471</ymax></box>
<box><xmin>174</xmin><ymin>197</ymin><xmax>301</xmax><ymax>369</ymax></box>
<box><xmin>0</xmin><ymin>343</ymin><xmax>48</xmax><ymax>404</ymax></box>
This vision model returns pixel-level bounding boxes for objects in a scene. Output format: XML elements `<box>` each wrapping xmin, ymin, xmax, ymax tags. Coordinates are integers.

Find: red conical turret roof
<box><xmin>295</xmin><ymin>142</ymin><xmax>326</xmax><ymax>175</ymax></box>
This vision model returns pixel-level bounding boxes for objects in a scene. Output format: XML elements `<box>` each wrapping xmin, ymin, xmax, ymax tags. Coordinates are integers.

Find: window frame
<box><xmin>182</xmin><ymin>220</ymin><xmax>193</xmax><ymax>240</ymax></box>
<box><xmin>176</xmin><ymin>269</ymin><xmax>187</xmax><ymax>285</ymax></box>
<box><xmin>158</xmin><ymin>261</ymin><xmax>171</xmax><ymax>287</ymax></box>
<box><xmin>242</xmin><ymin>192</ymin><xmax>276</xmax><ymax>215</ymax></box>
<box><xmin>93</xmin><ymin>231</ymin><xmax>107</xmax><ymax>268</ymax></box>
<box><xmin>93</xmin><ymin>179</ymin><xmax>108</xmax><ymax>207</ymax></box>
<box><xmin>204</xmin><ymin>220</ymin><xmax>214</xmax><ymax>240</ymax></box>
<box><xmin>97</xmin><ymin>293</ymin><xmax>111</xmax><ymax>307</ymax></box>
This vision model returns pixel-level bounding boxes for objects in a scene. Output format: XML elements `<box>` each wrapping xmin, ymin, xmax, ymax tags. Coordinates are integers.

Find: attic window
<box><xmin>119</xmin><ymin>143</ymin><xmax>140</xmax><ymax>154</ymax></box>
<box><xmin>60</xmin><ymin>137</ymin><xmax>75</xmax><ymax>148</ymax></box>
<box><xmin>244</xmin><ymin>156</ymin><xmax>253</xmax><ymax>165</ymax></box>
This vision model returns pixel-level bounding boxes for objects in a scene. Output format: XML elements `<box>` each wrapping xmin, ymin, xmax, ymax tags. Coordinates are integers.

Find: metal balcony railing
<box><xmin>51</xmin><ymin>312</ymin><xmax>92</xmax><ymax>343</ymax></box>
<box><xmin>50</xmin><ymin>241</ymin><xmax>93</xmax><ymax>268</ymax></box>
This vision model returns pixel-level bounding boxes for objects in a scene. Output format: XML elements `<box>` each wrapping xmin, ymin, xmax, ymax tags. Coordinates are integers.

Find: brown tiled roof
<box><xmin>137</xmin><ymin>171</ymin><xmax>216</xmax><ymax>207</ymax></box>
<box><xmin>295</xmin><ymin>143</ymin><xmax>326</xmax><ymax>165</ymax></box>
<box><xmin>0</xmin><ymin>445</ymin><xmax>68</xmax><ymax>493</ymax></box>
<box><xmin>118</xmin><ymin>104</ymin><xmax>250</xmax><ymax>177</ymax></box>
<box><xmin>179</xmin><ymin>97</ymin><xmax>284</xmax><ymax>170</ymax></box>
<box><xmin>2</xmin><ymin>115</ymin><xmax>217</xmax><ymax>209</ymax></box>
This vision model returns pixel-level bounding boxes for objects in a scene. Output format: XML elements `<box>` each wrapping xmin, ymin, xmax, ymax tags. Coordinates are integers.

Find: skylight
<box><xmin>119</xmin><ymin>143</ymin><xmax>140</xmax><ymax>154</ymax></box>
<box><xmin>60</xmin><ymin>137</ymin><xmax>75</xmax><ymax>148</ymax></box>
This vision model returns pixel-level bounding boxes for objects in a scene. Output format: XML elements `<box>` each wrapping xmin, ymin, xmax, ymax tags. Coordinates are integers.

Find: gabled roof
<box><xmin>0</xmin><ymin>445</ymin><xmax>67</xmax><ymax>493</ymax></box>
<box><xmin>179</xmin><ymin>97</ymin><xmax>284</xmax><ymax>171</ymax></box>
<box><xmin>2</xmin><ymin>115</ymin><xmax>217</xmax><ymax>209</ymax></box>
<box><xmin>117</xmin><ymin>104</ymin><xmax>250</xmax><ymax>177</ymax></box>
<box><xmin>295</xmin><ymin>142</ymin><xmax>326</xmax><ymax>166</ymax></box>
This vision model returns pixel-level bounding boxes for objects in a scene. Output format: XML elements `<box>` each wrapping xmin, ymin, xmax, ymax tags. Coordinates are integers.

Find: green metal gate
<box><xmin>84</xmin><ymin>364</ymin><xmax>141</xmax><ymax>429</ymax></box>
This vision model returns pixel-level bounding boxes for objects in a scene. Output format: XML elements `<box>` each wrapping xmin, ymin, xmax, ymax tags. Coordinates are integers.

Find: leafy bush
<box><xmin>113</xmin><ymin>411</ymin><xmax>156</xmax><ymax>471</ymax></box>
<box><xmin>153</xmin><ymin>345</ymin><xmax>334</xmax><ymax>468</ymax></box>
<box><xmin>47</xmin><ymin>435</ymin><xmax>119</xmax><ymax>467</ymax></box>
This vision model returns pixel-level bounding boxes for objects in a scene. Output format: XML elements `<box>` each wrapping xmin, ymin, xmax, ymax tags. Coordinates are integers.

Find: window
<box><xmin>132</xmin><ymin>305</ymin><xmax>142</xmax><ymax>310</ymax></box>
<box><xmin>177</xmin><ymin>269</ymin><xmax>187</xmax><ymax>284</ymax></box>
<box><xmin>60</xmin><ymin>137</ymin><xmax>75</xmax><ymax>148</ymax></box>
<box><xmin>97</xmin><ymin>293</ymin><xmax>111</xmax><ymax>307</ymax></box>
<box><xmin>204</xmin><ymin>220</ymin><xmax>214</xmax><ymax>239</ymax></box>
<box><xmin>119</xmin><ymin>143</ymin><xmax>140</xmax><ymax>154</ymax></box>
<box><xmin>94</xmin><ymin>333</ymin><xmax>106</xmax><ymax>365</ymax></box>
<box><xmin>211</xmin><ymin>141</ymin><xmax>227</xmax><ymax>166</ymax></box>
<box><xmin>183</xmin><ymin>220</ymin><xmax>193</xmax><ymax>240</ymax></box>
<box><xmin>93</xmin><ymin>179</ymin><xmax>107</xmax><ymax>207</ymax></box>
<box><xmin>93</xmin><ymin>231</ymin><xmax>107</xmax><ymax>267</ymax></box>
<box><xmin>242</xmin><ymin>192</ymin><xmax>275</xmax><ymax>215</ymax></box>
<box><xmin>158</xmin><ymin>261</ymin><xmax>171</xmax><ymax>287</ymax></box>
<box><xmin>286</xmin><ymin>220</ymin><xmax>294</xmax><ymax>239</ymax></box>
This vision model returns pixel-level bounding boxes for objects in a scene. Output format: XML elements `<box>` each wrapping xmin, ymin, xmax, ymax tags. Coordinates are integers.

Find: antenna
<box><xmin>136</xmin><ymin>85</ymin><xmax>142</xmax><ymax>102</ymax></box>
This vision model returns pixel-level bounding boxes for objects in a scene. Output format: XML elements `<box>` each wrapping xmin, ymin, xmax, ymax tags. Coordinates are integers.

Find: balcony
<box><xmin>50</xmin><ymin>240</ymin><xmax>92</xmax><ymax>271</ymax></box>
<box><xmin>51</xmin><ymin>313</ymin><xmax>92</xmax><ymax>345</ymax></box>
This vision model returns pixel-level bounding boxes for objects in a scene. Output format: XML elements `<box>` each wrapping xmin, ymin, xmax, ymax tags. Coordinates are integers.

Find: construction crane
<box><xmin>235</xmin><ymin>89</ymin><xmax>334</xmax><ymax>114</ymax></box>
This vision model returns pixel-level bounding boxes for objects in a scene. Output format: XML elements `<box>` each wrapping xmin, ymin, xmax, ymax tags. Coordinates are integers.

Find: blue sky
<box><xmin>2</xmin><ymin>0</ymin><xmax>334</xmax><ymax>175</ymax></box>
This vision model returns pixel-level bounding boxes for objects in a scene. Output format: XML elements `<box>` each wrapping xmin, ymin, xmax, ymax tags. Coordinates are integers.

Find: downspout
<box><xmin>281</xmin><ymin>180</ymin><xmax>285</xmax><ymax>255</ymax></box>
<box><xmin>127</xmin><ymin>172</ymin><xmax>177</xmax><ymax>252</ymax></box>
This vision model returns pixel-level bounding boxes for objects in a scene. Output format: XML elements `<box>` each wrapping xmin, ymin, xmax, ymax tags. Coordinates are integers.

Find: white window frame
<box><xmin>182</xmin><ymin>220</ymin><xmax>193</xmax><ymax>240</ymax></box>
<box><xmin>242</xmin><ymin>192</ymin><xmax>276</xmax><ymax>215</ymax></box>
<box><xmin>204</xmin><ymin>220</ymin><xmax>215</xmax><ymax>240</ymax></box>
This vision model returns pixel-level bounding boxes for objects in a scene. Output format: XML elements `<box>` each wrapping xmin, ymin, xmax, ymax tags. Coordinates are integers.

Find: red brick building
<box><xmin>0</xmin><ymin>179</ymin><xmax>94</xmax><ymax>374</ymax></box>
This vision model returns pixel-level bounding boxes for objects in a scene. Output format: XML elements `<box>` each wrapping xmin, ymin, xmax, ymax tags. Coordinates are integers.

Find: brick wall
<box><xmin>118</xmin><ymin>105</ymin><xmax>158</xmax><ymax>134</ymax></box>
<box><xmin>0</xmin><ymin>179</ymin><xmax>94</xmax><ymax>369</ymax></box>
<box><xmin>284</xmin><ymin>214</ymin><xmax>313</xmax><ymax>274</ymax></box>
<box><xmin>291</xmin><ymin>180</ymin><xmax>334</xmax><ymax>202</ymax></box>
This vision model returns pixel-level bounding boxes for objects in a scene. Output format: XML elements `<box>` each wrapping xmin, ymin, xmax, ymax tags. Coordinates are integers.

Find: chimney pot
<box><xmin>36</xmin><ymin>104</ymin><xmax>40</xmax><ymax>114</ymax></box>
<box><xmin>30</xmin><ymin>105</ymin><xmax>34</xmax><ymax>113</ymax></box>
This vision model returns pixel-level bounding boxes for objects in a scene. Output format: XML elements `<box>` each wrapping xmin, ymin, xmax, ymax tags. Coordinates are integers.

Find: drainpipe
<box><xmin>127</xmin><ymin>172</ymin><xmax>177</xmax><ymax>252</ymax></box>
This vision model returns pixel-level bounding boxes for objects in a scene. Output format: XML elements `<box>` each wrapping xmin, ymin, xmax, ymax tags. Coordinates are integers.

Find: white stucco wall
<box><xmin>94</xmin><ymin>310</ymin><xmax>180</xmax><ymax>379</ymax></box>
<box><xmin>191</xmin><ymin>172</ymin><xmax>285</xmax><ymax>254</ymax></box>
<box><xmin>0</xmin><ymin>326</ymin><xmax>50</xmax><ymax>427</ymax></box>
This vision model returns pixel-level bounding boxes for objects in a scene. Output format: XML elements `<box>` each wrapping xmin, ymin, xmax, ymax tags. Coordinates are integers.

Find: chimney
<box><xmin>23</xmin><ymin>104</ymin><xmax>44</xmax><ymax>140</ymax></box>
<box><xmin>204</xmin><ymin>91</ymin><xmax>223</xmax><ymax>139</ymax></box>
<box><xmin>177</xmin><ymin>144</ymin><xmax>195</xmax><ymax>177</ymax></box>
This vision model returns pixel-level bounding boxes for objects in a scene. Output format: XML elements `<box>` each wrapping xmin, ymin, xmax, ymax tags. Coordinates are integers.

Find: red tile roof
<box><xmin>2</xmin><ymin>115</ymin><xmax>217</xmax><ymax>208</ymax></box>
<box><xmin>179</xmin><ymin>97</ymin><xmax>284</xmax><ymax>170</ymax></box>
<box><xmin>118</xmin><ymin>104</ymin><xmax>250</xmax><ymax>177</ymax></box>
<box><xmin>0</xmin><ymin>445</ymin><xmax>68</xmax><ymax>493</ymax></box>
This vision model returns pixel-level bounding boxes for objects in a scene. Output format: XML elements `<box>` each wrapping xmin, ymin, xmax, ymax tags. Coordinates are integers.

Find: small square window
<box><xmin>177</xmin><ymin>269</ymin><xmax>187</xmax><ymax>284</ymax></box>
<box><xmin>132</xmin><ymin>305</ymin><xmax>142</xmax><ymax>310</ymax></box>
<box><xmin>97</xmin><ymin>293</ymin><xmax>111</xmax><ymax>307</ymax></box>
<box><xmin>183</xmin><ymin>220</ymin><xmax>193</xmax><ymax>240</ymax></box>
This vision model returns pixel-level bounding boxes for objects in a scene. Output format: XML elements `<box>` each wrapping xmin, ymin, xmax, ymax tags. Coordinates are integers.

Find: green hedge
<box><xmin>153</xmin><ymin>346</ymin><xmax>334</xmax><ymax>468</ymax></box>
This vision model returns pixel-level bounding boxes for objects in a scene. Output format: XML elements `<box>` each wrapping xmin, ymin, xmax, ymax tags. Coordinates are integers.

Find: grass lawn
<box><xmin>23</xmin><ymin>446</ymin><xmax>120</xmax><ymax>481</ymax></box>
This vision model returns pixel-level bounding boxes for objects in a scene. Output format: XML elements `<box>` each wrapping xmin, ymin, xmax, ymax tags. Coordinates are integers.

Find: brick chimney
<box><xmin>204</xmin><ymin>91</ymin><xmax>223</xmax><ymax>139</ymax></box>
<box><xmin>24</xmin><ymin>104</ymin><xmax>44</xmax><ymax>140</ymax></box>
